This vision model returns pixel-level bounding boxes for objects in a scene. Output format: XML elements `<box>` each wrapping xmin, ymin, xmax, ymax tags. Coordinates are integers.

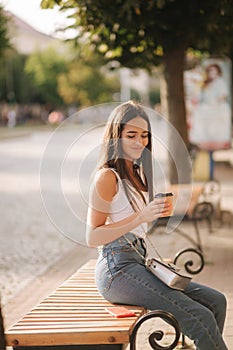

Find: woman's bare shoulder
<box><xmin>96</xmin><ymin>167</ymin><xmax>118</xmax><ymax>182</ymax></box>
<box><xmin>94</xmin><ymin>168</ymin><xmax>118</xmax><ymax>198</ymax></box>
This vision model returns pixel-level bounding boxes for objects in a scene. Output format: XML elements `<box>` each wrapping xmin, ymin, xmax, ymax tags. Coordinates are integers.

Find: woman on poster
<box><xmin>189</xmin><ymin>62</ymin><xmax>231</xmax><ymax>149</ymax></box>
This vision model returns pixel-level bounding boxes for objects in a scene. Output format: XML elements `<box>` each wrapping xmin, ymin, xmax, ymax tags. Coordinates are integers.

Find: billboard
<box><xmin>184</xmin><ymin>57</ymin><xmax>232</xmax><ymax>150</ymax></box>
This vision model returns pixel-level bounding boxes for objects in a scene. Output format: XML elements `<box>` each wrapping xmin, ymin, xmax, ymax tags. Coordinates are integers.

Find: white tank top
<box><xmin>107</xmin><ymin>168</ymin><xmax>149</xmax><ymax>237</ymax></box>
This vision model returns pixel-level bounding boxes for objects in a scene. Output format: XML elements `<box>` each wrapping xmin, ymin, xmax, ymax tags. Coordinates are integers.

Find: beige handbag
<box><xmin>146</xmin><ymin>257</ymin><xmax>192</xmax><ymax>291</ymax></box>
<box><xmin>126</xmin><ymin>234</ymin><xmax>192</xmax><ymax>291</ymax></box>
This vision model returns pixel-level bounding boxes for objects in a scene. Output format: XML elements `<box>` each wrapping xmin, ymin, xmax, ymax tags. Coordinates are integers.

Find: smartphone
<box><xmin>105</xmin><ymin>306</ymin><xmax>136</xmax><ymax>318</ymax></box>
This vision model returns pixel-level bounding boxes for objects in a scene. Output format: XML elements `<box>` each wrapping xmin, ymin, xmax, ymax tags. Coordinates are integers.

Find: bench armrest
<box><xmin>192</xmin><ymin>201</ymin><xmax>214</xmax><ymax>221</ymax></box>
<box><xmin>130</xmin><ymin>310</ymin><xmax>181</xmax><ymax>350</ymax></box>
<box><xmin>173</xmin><ymin>248</ymin><xmax>205</xmax><ymax>275</ymax></box>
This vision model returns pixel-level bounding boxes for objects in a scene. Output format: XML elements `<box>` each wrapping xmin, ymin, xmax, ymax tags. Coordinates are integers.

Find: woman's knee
<box><xmin>186</xmin><ymin>308</ymin><xmax>222</xmax><ymax>349</ymax></box>
<box><xmin>214</xmin><ymin>291</ymin><xmax>227</xmax><ymax>334</ymax></box>
<box><xmin>218</xmin><ymin>291</ymin><xmax>227</xmax><ymax>310</ymax></box>
<box><xmin>214</xmin><ymin>290</ymin><xmax>227</xmax><ymax>316</ymax></box>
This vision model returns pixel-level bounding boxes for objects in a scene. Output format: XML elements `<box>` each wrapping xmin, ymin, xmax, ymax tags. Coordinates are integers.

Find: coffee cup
<box><xmin>154</xmin><ymin>192</ymin><xmax>174</xmax><ymax>217</ymax></box>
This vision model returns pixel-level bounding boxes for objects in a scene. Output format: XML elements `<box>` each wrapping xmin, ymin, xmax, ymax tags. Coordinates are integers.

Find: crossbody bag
<box><xmin>126</xmin><ymin>234</ymin><xmax>192</xmax><ymax>291</ymax></box>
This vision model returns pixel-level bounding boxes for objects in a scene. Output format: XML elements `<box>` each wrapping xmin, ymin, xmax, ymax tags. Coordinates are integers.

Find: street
<box><xmin>0</xmin><ymin>126</ymin><xmax>97</xmax><ymax>306</ymax></box>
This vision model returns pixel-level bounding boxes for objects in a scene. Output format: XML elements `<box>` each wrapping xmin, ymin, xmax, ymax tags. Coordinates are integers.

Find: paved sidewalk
<box><xmin>197</xmin><ymin>160</ymin><xmax>233</xmax><ymax>349</ymax></box>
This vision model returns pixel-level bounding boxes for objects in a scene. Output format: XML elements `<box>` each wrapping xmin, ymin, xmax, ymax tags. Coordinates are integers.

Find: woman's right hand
<box><xmin>139</xmin><ymin>197</ymin><xmax>171</xmax><ymax>223</ymax></box>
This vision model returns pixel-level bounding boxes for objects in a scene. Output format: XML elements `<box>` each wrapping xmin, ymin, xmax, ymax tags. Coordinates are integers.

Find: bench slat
<box><xmin>7</xmin><ymin>321</ymin><xmax>139</xmax><ymax>330</ymax></box>
<box><xmin>6</xmin><ymin>330</ymin><xmax>133</xmax><ymax>346</ymax></box>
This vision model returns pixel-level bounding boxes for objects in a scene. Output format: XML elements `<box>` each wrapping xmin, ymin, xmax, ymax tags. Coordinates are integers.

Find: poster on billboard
<box><xmin>184</xmin><ymin>57</ymin><xmax>232</xmax><ymax>151</ymax></box>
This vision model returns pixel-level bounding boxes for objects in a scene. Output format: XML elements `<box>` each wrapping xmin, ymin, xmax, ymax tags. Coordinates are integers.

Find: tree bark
<box><xmin>163</xmin><ymin>46</ymin><xmax>192</xmax><ymax>184</ymax></box>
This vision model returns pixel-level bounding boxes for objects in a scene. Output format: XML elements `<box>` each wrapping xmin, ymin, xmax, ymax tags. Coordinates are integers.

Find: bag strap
<box><xmin>124</xmin><ymin>231</ymin><xmax>165</xmax><ymax>263</ymax></box>
<box><xmin>145</xmin><ymin>235</ymin><xmax>165</xmax><ymax>262</ymax></box>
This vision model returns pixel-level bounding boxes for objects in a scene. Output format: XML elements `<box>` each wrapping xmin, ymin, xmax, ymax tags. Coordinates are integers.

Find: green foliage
<box><xmin>149</xmin><ymin>89</ymin><xmax>160</xmax><ymax>106</ymax></box>
<box><xmin>0</xmin><ymin>6</ymin><xmax>11</xmax><ymax>58</ymax></box>
<box><xmin>0</xmin><ymin>43</ymin><xmax>120</xmax><ymax>107</ymax></box>
<box><xmin>130</xmin><ymin>88</ymin><xmax>141</xmax><ymax>103</ymax></box>
<box><xmin>57</xmin><ymin>55</ymin><xmax>120</xmax><ymax>106</ymax></box>
<box><xmin>0</xmin><ymin>48</ymin><xmax>67</xmax><ymax>105</ymax></box>
<box><xmin>1</xmin><ymin>3</ymin><xmax>121</xmax><ymax>107</ymax></box>
<box><xmin>0</xmin><ymin>49</ymin><xmax>34</xmax><ymax>103</ymax></box>
<box><xmin>25</xmin><ymin>48</ymin><xmax>68</xmax><ymax>105</ymax></box>
<box><xmin>41</xmin><ymin>0</ymin><xmax>233</xmax><ymax>70</ymax></box>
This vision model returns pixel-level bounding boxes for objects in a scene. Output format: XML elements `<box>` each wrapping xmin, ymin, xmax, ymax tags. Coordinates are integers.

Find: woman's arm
<box><xmin>86</xmin><ymin>168</ymin><xmax>170</xmax><ymax>247</ymax></box>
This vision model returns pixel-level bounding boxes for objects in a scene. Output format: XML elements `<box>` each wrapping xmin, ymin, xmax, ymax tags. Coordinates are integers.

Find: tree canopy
<box><xmin>41</xmin><ymin>0</ymin><xmax>233</xmax><ymax>182</ymax></box>
<box><xmin>25</xmin><ymin>48</ymin><xmax>68</xmax><ymax>105</ymax></box>
<box><xmin>41</xmin><ymin>0</ymin><xmax>233</xmax><ymax>70</ymax></box>
<box><xmin>0</xmin><ymin>6</ymin><xmax>11</xmax><ymax>58</ymax></box>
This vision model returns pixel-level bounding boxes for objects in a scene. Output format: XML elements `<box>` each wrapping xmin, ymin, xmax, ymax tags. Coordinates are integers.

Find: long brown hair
<box><xmin>98</xmin><ymin>100</ymin><xmax>153</xmax><ymax>209</ymax></box>
<box><xmin>204</xmin><ymin>63</ymin><xmax>222</xmax><ymax>85</ymax></box>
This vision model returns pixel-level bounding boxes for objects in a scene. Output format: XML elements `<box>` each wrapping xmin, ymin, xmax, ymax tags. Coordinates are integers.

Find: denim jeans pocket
<box><xmin>95</xmin><ymin>254</ymin><xmax>114</xmax><ymax>294</ymax></box>
<box><xmin>110</xmin><ymin>246</ymin><xmax>142</xmax><ymax>269</ymax></box>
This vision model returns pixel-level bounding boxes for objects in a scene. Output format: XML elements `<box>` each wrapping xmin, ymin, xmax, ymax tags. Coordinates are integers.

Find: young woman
<box><xmin>86</xmin><ymin>100</ymin><xmax>228</xmax><ymax>350</ymax></box>
<box><xmin>189</xmin><ymin>62</ymin><xmax>231</xmax><ymax>148</ymax></box>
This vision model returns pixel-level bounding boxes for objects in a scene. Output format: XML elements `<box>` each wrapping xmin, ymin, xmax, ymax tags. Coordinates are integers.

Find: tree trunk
<box><xmin>163</xmin><ymin>46</ymin><xmax>192</xmax><ymax>184</ymax></box>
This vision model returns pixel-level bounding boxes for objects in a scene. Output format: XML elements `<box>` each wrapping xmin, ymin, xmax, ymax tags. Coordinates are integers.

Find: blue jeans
<box><xmin>96</xmin><ymin>232</ymin><xmax>228</xmax><ymax>350</ymax></box>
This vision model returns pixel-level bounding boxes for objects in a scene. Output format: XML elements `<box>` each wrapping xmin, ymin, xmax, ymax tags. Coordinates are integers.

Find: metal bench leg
<box><xmin>0</xmin><ymin>305</ymin><xmax>6</xmax><ymax>350</ymax></box>
<box><xmin>182</xmin><ymin>334</ymin><xmax>186</xmax><ymax>348</ymax></box>
<box><xmin>192</xmin><ymin>218</ymin><xmax>203</xmax><ymax>253</ymax></box>
<box><xmin>167</xmin><ymin>222</ymin><xmax>203</xmax><ymax>253</ymax></box>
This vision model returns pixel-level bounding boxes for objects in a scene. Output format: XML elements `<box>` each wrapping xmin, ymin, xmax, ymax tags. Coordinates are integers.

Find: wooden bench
<box><xmin>5</xmin><ymin>259</ymin><xmax>181</xmax><ymax>350</ymax></box>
